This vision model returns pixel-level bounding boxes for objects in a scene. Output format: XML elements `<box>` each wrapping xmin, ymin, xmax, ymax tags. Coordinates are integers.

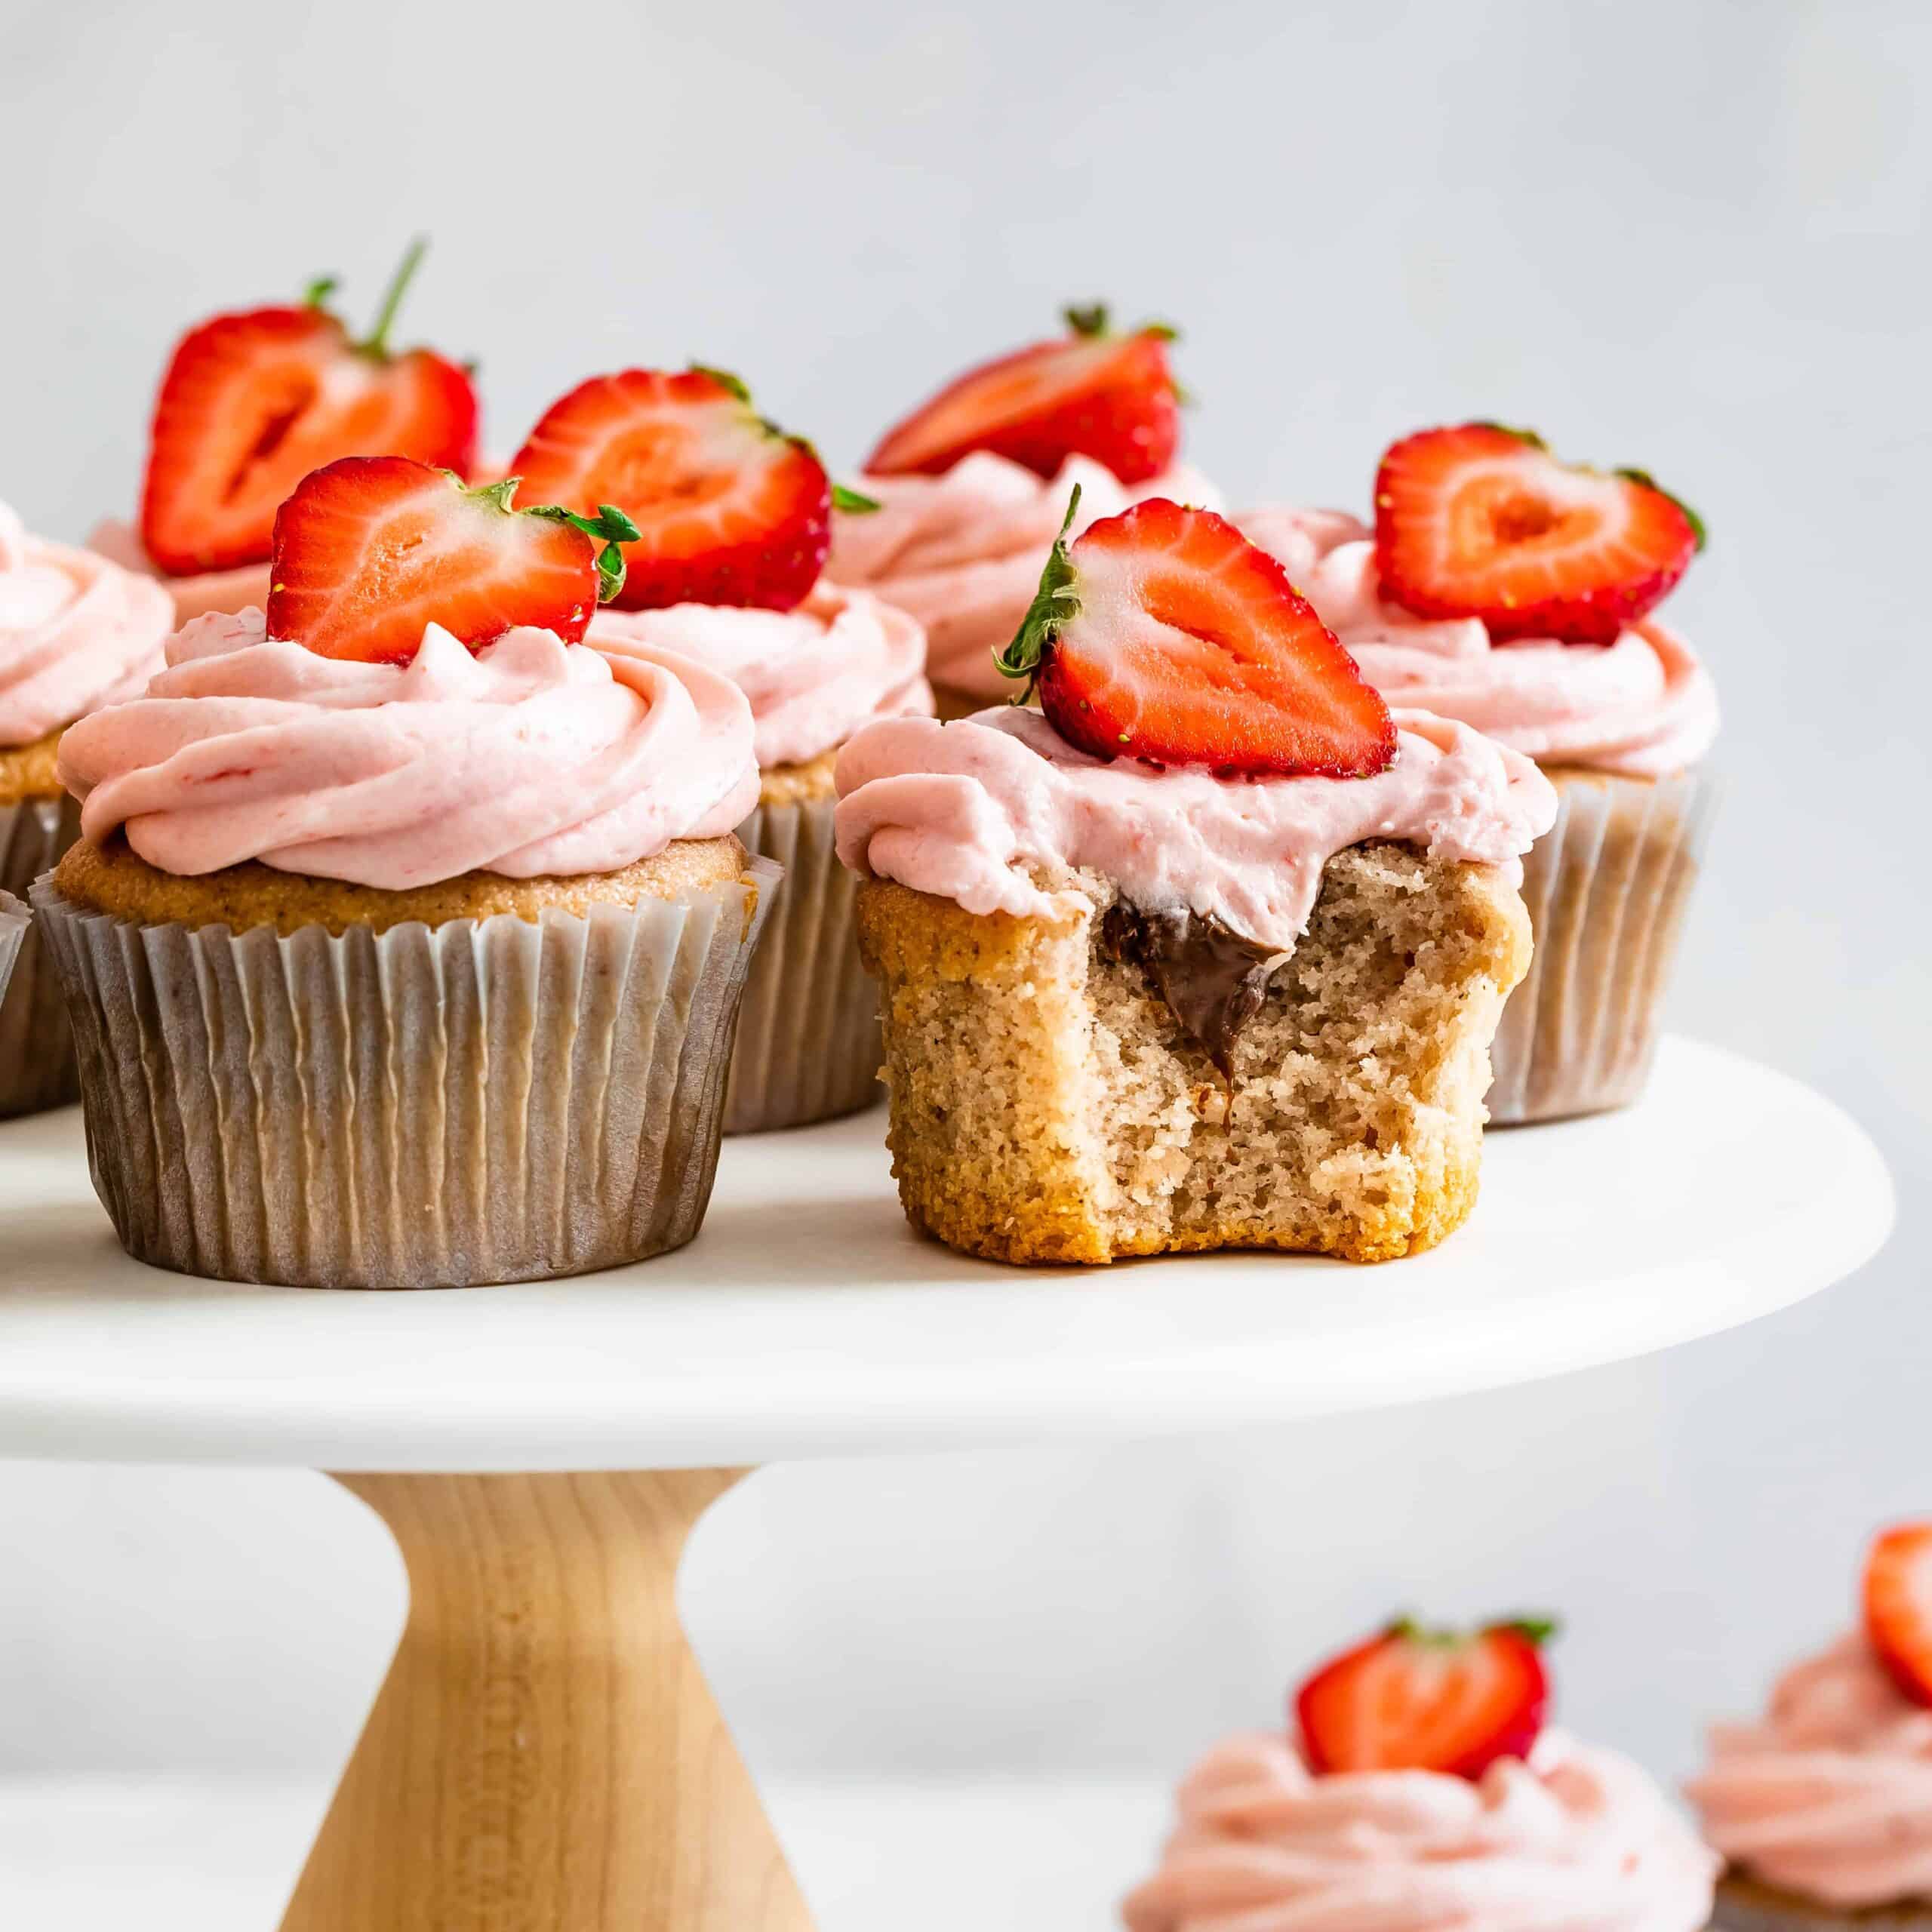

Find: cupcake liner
<box><xmin>1712</xmin><ymin>1873</ymin><xmax>1932</xmax><ymax>1929</ymax></box>
<box><xmin>0</xmin><ymin>793</ymin><xmax>83</xmax><ymax>1116</ymax></box>
<box><xmin>726</xmin><ymin>791</ymin><xmax>883</xmax><ymax>1134</ymax></box>
<box><xmin>1487</xmin><ymin>767</ymin><xmax>1718</xmax><ymax>1126</ymax></box>
<box><xmin>31</xmin><ymin>858</ymin><xmax>778</xmax><ymax>1289</ymax></box>
<box><xmin>0</xmin><ymin>891</ymin><xmax>27</xmax><ymax>1008</ymax></box>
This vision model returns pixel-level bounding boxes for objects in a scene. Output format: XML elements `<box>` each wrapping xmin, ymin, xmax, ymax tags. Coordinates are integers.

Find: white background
<box><xmin>1</xmin><ymin>0</ymin><xmax>1927</xmax><ymax>1827</ymax></box>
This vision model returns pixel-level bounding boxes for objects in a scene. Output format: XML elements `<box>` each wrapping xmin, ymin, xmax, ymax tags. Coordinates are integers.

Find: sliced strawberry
<box><xmin>995</xmin><ymin>491</ymin><xmax>1395</xmax><ymax>779</ymax></box>
<box><xmin>266</xmin><ymin>457</ymin><xmax>637</xmax><ymax>664</ymax></box>
<box><xmin>509</xmin><ymin>367</ymin><xmax>855</xmax><ymax>612</ymax></box>
<box><xmin>139</xmin><ymin>241</ymin><xmax>478</xmax><ymax>577</ymax></box>
<box><xmin>1294</xmin><ymin>1616</ymin><xmax>1557</xmax><ymax>1780</ymax></box>
<box><xmin>1373</xmin><ymin>423</ymin><xmax>1703</xmax><ymax>647</ymax></box>
<box><xmin>865</xmin><ymin>303</ymin><xmax>1182</xmax><ymax>485</ymax></box>
<box><xmin>1864</xmin><ymin>1521</ymin><xmax>1932</xmax><ymax>1707</ymax></box>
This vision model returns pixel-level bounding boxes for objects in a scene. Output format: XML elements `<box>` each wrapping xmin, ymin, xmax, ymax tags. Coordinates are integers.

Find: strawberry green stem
<box><xmin>360</xmin><ymin>236</ymin><xmax>429</xmax><ymax>358</ymax></box>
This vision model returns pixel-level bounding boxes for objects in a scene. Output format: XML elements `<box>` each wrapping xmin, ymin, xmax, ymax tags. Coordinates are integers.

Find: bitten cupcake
<box><xmin>0</xmin><ymin>500</ymin><xmax>171</xmax><ymax>1115</ymax></box>
<box><xmin>88</xmin><ymin>242</ymin><xmax>478</xmax><ymax>627</ymax></box>
<box><xmin>1124</xmin><ymin>1614</ymin><xmax>1716</xmax><ymax>1931</ymax></box>
<box><xmin>835</xmin><ymin>494</ymin><xmax>1556</xmax><ymax>1266</ymax></box>
<box><xmin>826</xmin><ymin>306</ymin><xmax>1219</xmax><ymax>715</ymax></box>
<box><xmin>505</xmin><ymin>365</ymin><xmax>932</xmax><ymax>1132</ymax></box>
<box><xmin>1690</xmin><ymin>1521</ymin><xmax>1932</xmax><ymax>1927</ymax></box>
<box><xmin>37</xmin><ymin>457</ymin><xmax>771</xmax><ymax>1290</ymax></box>
<box><xmin>1241</xmin><ymin>423</ymin><xmax>1718</xmax><ymax>1124</ymax></box>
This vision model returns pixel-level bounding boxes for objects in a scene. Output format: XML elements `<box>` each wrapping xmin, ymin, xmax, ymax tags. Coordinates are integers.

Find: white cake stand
<box><xmin>0</xmin><ymin>1037</ymin><xmax>1893</xmax><ymax>1931</ymax></box>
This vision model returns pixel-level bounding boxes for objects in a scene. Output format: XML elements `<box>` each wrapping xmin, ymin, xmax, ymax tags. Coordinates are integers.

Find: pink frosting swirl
<box><xmin>825</xmin><ymin>452</ymin><xmax>1222</xmax><ymax>702</ymax></box>
<box><xmin>833</xmin><ymin>705</ymin><xmax>1556</xmax><ymax>954</ymax></box>
<box><xmin>85</xmin><ymin>518</ymin><xmax>271</xmax><ymax>628</ymax></box>
<box><xmin>0</xmin><ymin>503</ymin><xmax>171</xmax><ymax>749</ymax></box>
<box><xmin>1237</xmin><ymin>507</ymin><xmax>1718</xmax><ymax>778</ymax></box>
<box><xmin>1688</xmin><ymin>1632</ymin><xmax>1932</xmax><ymax>1909</ymax></box>
<box><xmin>589</xmin><ymin>581</ymin><xmax>933</xmax><ymax>768</ymax></box>
<box><xmin>58</xmin><ymin>609</ymin><xmax>758</xmax><ymax>890</ymax></box>
<box><xmin>1122</xmin><ymin>1730</ymin><xmax>1715</xmax><ymax>1932</ymax></box>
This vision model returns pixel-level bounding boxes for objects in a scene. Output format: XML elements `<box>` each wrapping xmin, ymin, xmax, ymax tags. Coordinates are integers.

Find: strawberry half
<box><xmin>1864</xmin><ymin>1521</ymin><xmax>1932</xmax><ymax>1708</ymax></box>
<box><xmin>265</xmin><ymin>457</ymin><xmax>638</xmax><ymax>664</ymax></box>
<box><xmin>1294</xmin><ymin>1615</ymin><xmax>1558</xmax><ymax>1780</ymax></box>
<box><xmin>1374</xmin><ymin>424</ymin><xmax>1703</xmax><ymax>646</ymax></box>
<box><xmin>865</xmin><ymin>303</ymin><xmax>1182</xmax><ymax>486</ymax></box>
<box><xmin>509</xmin><ymin>367</ymin><xmax>864</xmax><ymax>613</ymax></box>
<box><xmin>995</xmin><ymin>491</ymin><xmax>1395</xmax><ymax>779</ymax></box>
<box><xmin>139</xmin><ymin>240</ymin><xmax>478</xmax><ymax>577</ymax></box>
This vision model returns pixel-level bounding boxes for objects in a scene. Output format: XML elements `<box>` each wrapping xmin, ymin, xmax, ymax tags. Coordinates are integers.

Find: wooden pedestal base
<box><xmin>278</xmin><ymin>1469</ymin><xmax>814</xmax><ymax>1932</ymax></box>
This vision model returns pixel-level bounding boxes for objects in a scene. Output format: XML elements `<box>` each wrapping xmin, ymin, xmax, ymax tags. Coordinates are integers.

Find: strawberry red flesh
<box><xmin>866</xmin><ymin>305</ymin><xmax>1180</xmax><ymax>485</ymax></box>
<box><xmin>998</xmin><ymin>496</ymin><xmax>1395</xmax><ymax>780</ymax></box>
<box><xmin>1374</xmin><ymin>423</ymin><xmax>1702</xmax><ymax>646</ymax></box>
<box><xmin>139</xmin><ymin>249</ymin><xmax>476</xmax><ymax>577</ymax></box>
<box><xmin>1294</xmin><ymin>1617</ymin><xmax>1555</xmax><ymax>1780</ymax></box>
<box><xmin>1865</xmin><ymin>1521</ymin><xmax>1932</xmax><ymax>1708</ymax></box>
<box><xmin>266</xmin><ymin>457</ymin><xmax>603</xmax><ymax>665</ymax></box>
<box><xmin>509</xmin><ymin>368</ymin><xmax>833</xmax><ymax>612</ymax></box>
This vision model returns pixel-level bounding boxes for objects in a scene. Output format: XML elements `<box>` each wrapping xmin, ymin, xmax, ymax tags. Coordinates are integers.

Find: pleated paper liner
<box><xmin>0</xmin><ymin>792</ymin><xmax>82</xmax><ymax>1115</ymax></box>
<box><xmin>1712</xmin><ymin>1872</ymin><xmax>1932</xmax><ymax>1930</ymax></box>
<box><xmin>0</xmin><ymin>891</ymin><xmax>26</xmax><ymax>1009</ymax></box>
<box><xmin>726</xmin><ymin>792</ymin><xmax>882</xmax><ymax>1134</ymax></box>
<box><xmin>1487</xmin><ymin>767</ymin><xmax>1718</xmax><ymax>1126</ymax></box>
<box><xmin>32</xmin><ymin>856</ymin><xmax>778</xmax><ymax>1289</ymax></box>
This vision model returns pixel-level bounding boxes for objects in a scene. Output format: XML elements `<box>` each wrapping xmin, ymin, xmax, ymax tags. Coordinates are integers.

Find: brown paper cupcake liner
<box><xmin>32</xmin><ymin>857</ymin><xmax>778</xmax><ymax>1289</ymax></box>
<box><xmin>1487</xmin><ymin>766</ymin><xmax>1718</xmax><ymax>1126</ymax></box>
<box><xmin>0</xmin><ymin>793</ymin><xmax>83</xmax><ymax>1116</ymax></box>
<box><xmin>1712</xmin><ymin>1872</ymin><xmax>1932</xmax><ymax>1929</ymax></box>
<box><xmin>726</xmin><ymin>792</ymin><xmax>882</xmax><ymax>1134</ymax></box>
<box><xmin>0</xmin><ymin>891</ymin><xmax>26</xmax><ymax>1010</ymax></box>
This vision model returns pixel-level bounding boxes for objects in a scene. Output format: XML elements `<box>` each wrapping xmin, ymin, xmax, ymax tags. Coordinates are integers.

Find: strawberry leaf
<box><xmin>1617</xmin><ymin>468</ymin><xmax>1707</xmax><ymax>552</ymax></box>
<box><xmin>994</xmin><ymin>484</ymin><xmax>1083</xmax><ymax>699</ymax></box>
<box><xmin>1063</xmin><ymin>302</ymin><xmax>1110</xmax><ymax>337</ymax></box>
<box><xmin>525</xmin><ymin>499</ymin><xmax>641</xmax><ymax>603</ymax></box>
<box><xmin>302</xmin><ymin>275</ymin><xmax>340</xmax><ymax>310</ymax></box>
<box><xmin>691</xmin><ymin>364</ymin><xmax>752</xmax><ymax>403</ymax></box>
<box><xmin>832</xmin><ymin>483</ymin><xmax>881</xmax><ymax>515</ymax></box>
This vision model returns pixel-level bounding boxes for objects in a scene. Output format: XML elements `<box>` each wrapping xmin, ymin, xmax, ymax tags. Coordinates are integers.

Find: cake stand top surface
<box><xmin>0</xmin><ymin>1038</ymin><xmax>1892</xmax><ymax>1472</ymax></box>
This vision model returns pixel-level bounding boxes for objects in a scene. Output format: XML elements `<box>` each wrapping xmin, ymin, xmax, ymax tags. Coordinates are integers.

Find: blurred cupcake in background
<box><xmin>513</xmin><ymin>363</ymin><xmax>931</xmax><ymax>1133</ymax></box>
<box><xmin>38</xmin><ymin>457</ymin><xmax>771</xmax><ymax>1288</ymax></box>
<box><xmin>88</xmin><ymin>240</ymin><xmax>478</xmax><ymax>626</ymax></box>
<box><xmin>1124</xmin><ymin>1613</ymin><xmax>1715</xmax><ymax>1931</ymax></box>
<box><xmin>826</xmin><ymin>305</ymin><xmax>1219</xmax><ymax>715</ymax></box>
<box><xmin>0</xmin><ymin>500</ymin><xmax>171</xmax><ymax>1115</ymax></box>
<box><xmin>1241</xmin><ymin>423</ymin><xmax>1718</xmax><ymax>1124</ymax></box>
<box><xmin>1690</xmin><ymin>1521</ymin><xmax>1932</xmax><ymax>1928</ymax></box>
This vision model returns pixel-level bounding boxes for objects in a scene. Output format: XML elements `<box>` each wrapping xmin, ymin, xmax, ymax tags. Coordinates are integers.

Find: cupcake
<box><xmin>826</xmin><ymin>305</ymin><xmax>1219</xmax><ymax>715</ymax></box>
<box><xmin>506</xmin><ymin>364</ymin><xmax>933</xmax><ymax>1132</ymax></box>
<box><xmin>0</xmin><ymin>500</ymin><xmax>172</xmax><ymax>1115</ymax></box>
<box><xmin>1240</xmin><ymin>423</ymin><xmax>1718</xmax><ymax>1124</ymax></box>
<box><xmin>1124</xmin><ymin>1615</ymin><xmax>1716</xmax><ymax>1930</ymax></box>
<box><xmin>88</xmin><ymin>241</ymin><xmax>478</xmax><ymax>627</ymax></box>
<box><xmin>36</xmin><ymin>457</ymin><xmax>771</xmax><ymax>1289</ymax></box>
<box><xmin>834</xmin><ymin>494</ymin><xmax>1556</xmax><ymax>1266</ymax></box>
<box><xmin>1689</xmin><ymin>1521</ymin><xmax>1932</xmax><ymax>1927</ymax></box>
<box><xmin>0</xmin><ymin>894</ymin><xmax>26</xmax><ymax>1008</ymax></box>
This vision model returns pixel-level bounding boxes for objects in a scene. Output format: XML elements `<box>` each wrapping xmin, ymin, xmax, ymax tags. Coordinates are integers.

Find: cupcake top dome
<box><xmin>1689</xmin><ymin>1521</ymin><xmax>1932</xmax><ymax>1911</ymax></box>
<box><xmin>1237</xmin><ymin>424</ymin><xmax>1718</xmax><ymax>778</ymax></box>
<box><xmin>1124</xmin><ymin>1616</ymin><xmax>1715</xmax><ymax>1932</ymax></box>
<box><xmin>57</xmin><ymin>460</ymin><xmax>756</xmax><ymax>891</ymax></box>
<box><xmin>0</xmin><ymin>501</ymin><xmax>172</xmax><ymax>749</ymax></box>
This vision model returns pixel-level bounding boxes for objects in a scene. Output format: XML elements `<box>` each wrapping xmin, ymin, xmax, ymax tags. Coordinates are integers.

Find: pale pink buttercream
<box><xmin>1689</xmin><ymin>1632</ymin><xmax>1932</xmax><ymax>1909</ymax></box>
<box><xmin>833</xmin><ymin>705</ymin><xmax>1556</xmax><ymax>954</ymax></box>
<box><xmin>0</xmin><ymin>503</ymin><xmax>171</xmax><ymax>749</ymax></box>
<box><xmin>85</xmin><ymin>518</ymin><xmax>272</xmax><ymax>628</ymax></box>
<box><xmin>589</xmin><ymin>581</ymin><xmax>933</xmax><ymax>769</ymax></box>
<box><xmin>825</xmin><ymin>453</ymin><xmax>1222</xmax><ymax>702</ymax></box>
<box><xmin>58</xmin><ymin>608</ymin><xmax>758</xmax><ymax>890</ymax></box>
<box><xmin>1238</xmin><ymin>507</ymin><xmax>1718</xmax><ymax>779</ymax></box>
<box><xmin>1123</xmin><ymin>1729</ymin><xmax>1715</xmax><ymax>1932</ymax></box>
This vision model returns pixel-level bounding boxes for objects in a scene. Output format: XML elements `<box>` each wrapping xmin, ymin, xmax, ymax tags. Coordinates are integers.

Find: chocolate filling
<box><xmin>1098</xmin><ymin>900</ymin><xmax>1283</xmax><ymax>1079</ymax></box>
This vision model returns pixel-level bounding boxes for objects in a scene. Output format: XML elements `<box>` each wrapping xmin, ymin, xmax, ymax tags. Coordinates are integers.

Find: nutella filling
<box><xmin>1098</xmin><ymin>900</ymin><xmax>1283</xmax><ymax>1078</ymax></box>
